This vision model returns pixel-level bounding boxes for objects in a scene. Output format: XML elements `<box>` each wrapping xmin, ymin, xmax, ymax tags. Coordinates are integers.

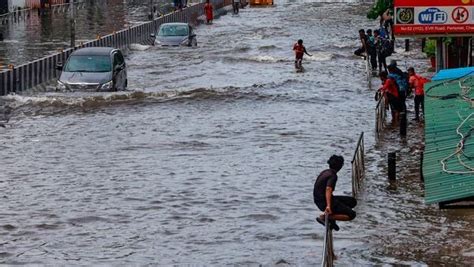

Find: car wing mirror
<box><xmin>56</xmin><ymin>63</ymin><xmax>63</xmax><ymax>71</ymax></box>
<box><xmin>150</xmin><ymin>33</ymin><xmax>156</xmax><ymax>38</ymax></box>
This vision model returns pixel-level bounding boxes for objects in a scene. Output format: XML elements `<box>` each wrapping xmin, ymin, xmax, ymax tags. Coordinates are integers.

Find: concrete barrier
<box><xmin>0</xmin><ymin>0</ymin><xmax>232</xmax><ymax>95</ymax></box>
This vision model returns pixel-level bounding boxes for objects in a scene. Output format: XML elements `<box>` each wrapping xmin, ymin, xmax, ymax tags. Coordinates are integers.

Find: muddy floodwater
<box><xmin>1</xmin><ymin>0</ymin><xmax>473</xmax><ymax>265</ymax></box>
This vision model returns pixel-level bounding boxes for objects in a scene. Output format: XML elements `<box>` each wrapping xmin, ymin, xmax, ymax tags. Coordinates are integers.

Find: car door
<box><xmin>113</xmin><ymin>51</ymin><xmax>126</xmax><ymax>90</ymax></box>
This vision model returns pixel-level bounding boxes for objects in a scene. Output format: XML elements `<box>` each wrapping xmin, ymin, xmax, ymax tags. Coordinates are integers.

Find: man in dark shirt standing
<box><xmin>313</xmin><ymin>155</ymin><xmax>357</xmax><ymax>231</ymax></box>
<box><xmin>354</xmin><ymin>29</ymin><xmax>367</xmax><ymax>58</ymax></box>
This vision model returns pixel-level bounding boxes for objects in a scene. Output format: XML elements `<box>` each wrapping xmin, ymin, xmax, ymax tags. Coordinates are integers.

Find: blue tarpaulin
<box><xmin>431</xmin><ymin>66</ymin><xmax>474</xmax><ymax>81</ymax></box>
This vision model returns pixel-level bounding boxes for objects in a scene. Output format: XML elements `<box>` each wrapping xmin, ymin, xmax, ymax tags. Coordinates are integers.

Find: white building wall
<box><xmin>8</xmin><ymin>0</ymin><xmax>26</xmax><ymax>11</ymax></box>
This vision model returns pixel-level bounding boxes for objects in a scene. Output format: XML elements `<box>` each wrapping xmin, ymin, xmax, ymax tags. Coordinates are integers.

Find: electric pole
<box><xmin>70</xmin><ymin>0</ymin><xmax>76</xmax><ymax>47</ymax></box>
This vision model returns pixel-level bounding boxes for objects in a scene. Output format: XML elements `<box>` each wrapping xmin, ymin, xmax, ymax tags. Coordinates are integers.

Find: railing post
<box><xmin>351</xmin><ymin>132</ymin><xmax>365</xmax><ymax>197</ymax></box>
<box><xmin>0</xmin><ymin>72</ymin><xmax>6</xmax><ymax>96</ymax></box>
<box><xmin>321</xmin><ymin>214</ymin><xmax>333</xmax><ymax>267</ymax></box>
<box><xmin>6</xmin><ymin>70</ymin><xmax>12</xmax><ymax>94</ymax></box>
<box><xmin>420</xmin><ymin>151</ymin><xmax>424</xmax><ymax>182</ymax></box>
<box><xmin>388</xmin><ymin>152</ymin><xmax>396</xmax><ymax>182</ymax></box>
<box><xmin>400</xmin><ymin>110</ymin><xmax>407</xmax><ymax>137</ymax></box>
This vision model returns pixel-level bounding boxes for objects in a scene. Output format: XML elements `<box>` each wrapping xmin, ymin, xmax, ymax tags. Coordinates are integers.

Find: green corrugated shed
<box><xmin>423</xmin><ymin>76</ymin><xmax>474</xmax><ymax>205</ymax></box>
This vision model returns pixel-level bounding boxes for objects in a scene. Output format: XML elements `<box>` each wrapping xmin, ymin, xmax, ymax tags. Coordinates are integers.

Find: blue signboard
<box><xmin>418</xmin><ymin>8</ymin><xmax>448</xmax><ymax>24</ymax></box>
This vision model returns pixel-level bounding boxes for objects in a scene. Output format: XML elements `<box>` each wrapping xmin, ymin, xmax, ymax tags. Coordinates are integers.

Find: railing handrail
<box><xmin>351</xmin><ymin>131</ymin><xmax>365</xmax><ymax>198</ymax></box>
<box><xmin>351</xmin><ymin>132</ymin><xmax>364</xmax><ymax>163</ymax></box>
<box><xmin>366</xmin><ymin>54</ymin><xmax>372</xmax><ymax>89</ymax></box>
<box><xmin>321</xmin><ymin>213</ymin><xmax>334</xmax><ymax>267</ymax></box>
<box><xmin>375</xmin><ymin>95</ymin><xmax>386</xmax><ymax>135</ymax></box>
<box><xmin>0</xmin><ymin>8</ymin><xmax>30</xmax><ymax>19</ymax></box>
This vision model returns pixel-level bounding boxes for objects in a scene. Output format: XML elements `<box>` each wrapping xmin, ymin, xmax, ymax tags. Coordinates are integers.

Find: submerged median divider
<box><xmin>0</xmin><ymin>0</ymin><xmax>232</xmax><ymax>96</ymax></box>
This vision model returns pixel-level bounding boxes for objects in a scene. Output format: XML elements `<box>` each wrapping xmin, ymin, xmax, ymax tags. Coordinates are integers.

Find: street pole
<box><xmin>149</xmin><ymin>0</ymin><xmax>154</xmax><ymax>20</ymax></box>
<box><xmin>436</xmin><ymin>38</ymin><xmax>443</xmax><ymax>72</ymax></box>
<box><xmin>70</xmin><ymin>0</ymin><xmax>75</xmax><ymax>48</ymax></box>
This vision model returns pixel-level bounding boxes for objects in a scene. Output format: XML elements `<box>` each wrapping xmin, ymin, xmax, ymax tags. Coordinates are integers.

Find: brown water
<box><xmin>0</xmin><ymin>0</ymin><xmax>473</xmax><ymax>265</ymax></box>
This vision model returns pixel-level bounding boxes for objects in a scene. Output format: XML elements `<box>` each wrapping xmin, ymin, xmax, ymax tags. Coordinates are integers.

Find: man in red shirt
<box><xmin>293</xmin><ymin>39</ymin><xmax>312</xmax><ymax>70</ymax></box>
<box><xmin>378</xmin><ymin>71</ymin><xmax>401</xmax><ymax>126</ymax></box>
<box><xmin>408</xmin><ymin>67</ymin><xmax>430</xmax><ymax>121</ymax></box>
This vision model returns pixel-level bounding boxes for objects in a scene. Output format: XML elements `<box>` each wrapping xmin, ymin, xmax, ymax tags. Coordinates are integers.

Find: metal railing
<box><xmin>351</xmin><ymin>132</ymin><xmax>365</xmax><ymax>197</ymax></box>
<box><xmin>321</xmin><ymin>213</ymin><xmax>334</xmax><ymax>267</ymax></box>
<box><xmin>0</xmin><ymin>0</ymin><xmax>231</xmax><ymax>96</ymax></box>
<box><xmin>0</xmin><ymin>8</ymin><xmax>33</xmax><ymax>24</ymax></box>
<box><xmin>366</xmin><ymin>55</ymin><xmax>372</xmax><ymax>90</ymax></box>
<box><xmin>375</xmin><ymin>95</ymin><xmax>386</xmax><ymax>136</ymax></box>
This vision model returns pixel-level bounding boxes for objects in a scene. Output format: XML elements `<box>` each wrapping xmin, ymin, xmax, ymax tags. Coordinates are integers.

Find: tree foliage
<box><xmin>367</xmin><ymin>0</ymin><xmax>393</xmax><ymax>20</ymax></box>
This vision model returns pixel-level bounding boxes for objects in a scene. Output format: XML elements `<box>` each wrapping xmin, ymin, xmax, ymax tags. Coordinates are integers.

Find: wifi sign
<box><xmin>418</xmin><ymin>8</ymin><xmax>448</xmax><ymax>24</ymax></box>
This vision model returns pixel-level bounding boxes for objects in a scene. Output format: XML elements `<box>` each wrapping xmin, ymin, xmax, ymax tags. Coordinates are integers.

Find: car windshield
<box><xmin>158</xmin><ymin>25</ymin><xmax>189</xmax><ymax>36</ymax></box>
<box><xmin>64</xmin><ymin>55</ymin><xmax>111</xmax><ymax>72</ymax></box>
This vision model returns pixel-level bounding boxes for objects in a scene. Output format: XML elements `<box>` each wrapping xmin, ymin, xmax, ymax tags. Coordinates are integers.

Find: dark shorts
<box><xmin>387</xmin><ymin>94</ymin><xmax>402</xmax><ymax>112</ymax></box>
<box><xmin>315</xmin><ymin>195</ymin><xmax>357</xmax><ymax>220</ymax></box>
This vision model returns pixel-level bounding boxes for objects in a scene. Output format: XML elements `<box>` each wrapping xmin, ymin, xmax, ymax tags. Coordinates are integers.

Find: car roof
<box><xmin>71</xmin><ymin>47</ymin><xmax>117</xmax><ymax>56</ymax></box>
<box><xmin>160</xmin><ymin>22</ymin><xmax>190</xmax><ymax>27</ymax></box>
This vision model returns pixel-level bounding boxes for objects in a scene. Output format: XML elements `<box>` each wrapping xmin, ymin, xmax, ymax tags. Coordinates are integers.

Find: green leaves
<box><xmin>367</xmin><ymin>0</ymin><xmax>393</xmax><ymax>20</ymax></box>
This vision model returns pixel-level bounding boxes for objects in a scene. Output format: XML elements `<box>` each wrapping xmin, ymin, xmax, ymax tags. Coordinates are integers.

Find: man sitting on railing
<box><xmin>314</xmin><ymin>155</ymin><xmax>357</xmax><ymax>231</ymax></box>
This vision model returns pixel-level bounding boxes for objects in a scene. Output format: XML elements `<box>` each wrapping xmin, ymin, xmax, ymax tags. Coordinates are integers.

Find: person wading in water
<box><xmin>204</xmin><ymin>0</ymin><xmax>214</xmax><ymax>24</ymax></box>
<box><xmin>293</xmin><ymin>39</ymin><xmax>312</xmax><ymax>70</ymax></box>
<box><xmin>313</xmin><ymin>155</ymin><xmax>357</xmax><ymax>231</ymax></box>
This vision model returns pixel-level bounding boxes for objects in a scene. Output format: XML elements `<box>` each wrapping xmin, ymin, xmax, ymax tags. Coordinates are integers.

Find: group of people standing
<box><xmin>353</xmin><ymin>9</ymin><xmax>431</xmax><ymax>126</ymax></box>
<box><xmin>378</xmin><ymin>62</ymin><xmax>430</xmax><ymax>126</ymax></box>
<box><xmin>313</xmin><ymin>9</ymin><xmax>433</xmax><ymax>234</ymax></box>
<box><xmin>355</xmin><ymin>9</ymin><xmax>395</xmax><ymax>74</ymax></box>
<box><xmin>355</xmin><ymin>27</ymin><xmax>393</xmax><ymax>74</ymax></box>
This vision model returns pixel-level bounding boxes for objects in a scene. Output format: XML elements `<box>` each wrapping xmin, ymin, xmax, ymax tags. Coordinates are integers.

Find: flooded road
<box><xmin>1</xmin><ymin>0</ymin><xmax>473</xmax><ymax>265</ymax></box>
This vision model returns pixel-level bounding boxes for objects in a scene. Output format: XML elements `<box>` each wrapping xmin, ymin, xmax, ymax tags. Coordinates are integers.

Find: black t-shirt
<box><xmin>313</xmin><ymin>169</ymin><xmax>337</xmax><ymax>204</ymax></box>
